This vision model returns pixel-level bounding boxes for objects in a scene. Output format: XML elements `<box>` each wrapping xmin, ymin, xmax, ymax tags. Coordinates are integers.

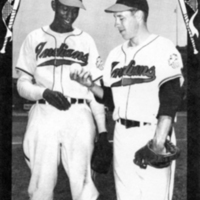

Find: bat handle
<box><xmin>190</xmin><ymin>34</ymin><xmax>199</xmax><ymax>55</ymax></box>
<box><xmin>194</xmin><ymin>49</ymin><xmax>198</xmax><ymax>55</ymax></box>
<box><xmin>0</xmin><ymin>9</ymin><xmax>17</xmax><ymax>54</ymax></box>
<box><xmin>0</xmin><ymin>37</ymin><xmax>9</xmax><ymax>54</ymax></box>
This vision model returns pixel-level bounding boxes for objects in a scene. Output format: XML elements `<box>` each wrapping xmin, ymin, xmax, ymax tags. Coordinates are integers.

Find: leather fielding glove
<box><xmin>43</xmin><ymin>89</ymin><xmax>70</xmax><ymax>110</ymax></box>
<box><xmin>91</xmin><ymin>132</ymin><xmax>113</xmax><ymax>174</ymax></box>
<box><xmin>134</xmin><ymin>139</ymin><xmax>180</xmax><ymax>169</ymax></box>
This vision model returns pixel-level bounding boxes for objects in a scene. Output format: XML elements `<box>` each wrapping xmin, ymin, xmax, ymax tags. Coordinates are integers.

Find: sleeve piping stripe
<box><xmin>15</xmin><ymin>67</ymin><xmax>34</xmax><ymax>78</ymax></box>
<box><xmin>92</xmin><ymin>75</ymin><xmax>103</xmax><ymax>83</ymax></box>
<box><xmin>64</xmin><ymin>31</ymin><xmax>83</xmax><ymax>43</ymax></box>
<box><xmin>42</xmin><ymin>27</ymin><xmax>57</xmax><ymax>42</ymax></box>
<box><xmin>121</xmin><ymin>46</ymin><xmax>127</xmax><ymax>63</ymax></box>
<box><xmin>159</xmin><ymin>74</ymin><xmax>182</xmax><ymax>88</ymax></box>
<box><xmin>134</xmin><ymin>35</ymin><xmax>160</xmax><ymax>59</ymax></box>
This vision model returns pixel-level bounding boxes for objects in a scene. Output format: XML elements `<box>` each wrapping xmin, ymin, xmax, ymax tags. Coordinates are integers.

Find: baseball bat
<box><xmin>0</xmin><ymin>0</ymin><xmax>21</xmax><ymax>54</ymax></box>
<box><xmin>178</xmin><ymin>0</ymin><xmax>199</xmax><ymax>54</ymax></box>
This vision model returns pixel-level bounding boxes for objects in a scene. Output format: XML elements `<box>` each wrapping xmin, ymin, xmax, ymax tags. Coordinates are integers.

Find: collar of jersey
<box><xmin>42</xmin><ymin>25</ymin><xmax>82</xmax><ymax>37</ymax></box>
<box><xmin>123</xmin><ymin>34</ymin><xmax>158</xmax><ymax>51</ymax></box>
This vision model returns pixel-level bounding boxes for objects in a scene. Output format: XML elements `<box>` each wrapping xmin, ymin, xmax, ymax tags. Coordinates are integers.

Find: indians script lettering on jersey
<box><xmin>103</xmin><ymin>34</ymin><xmax>183</xmax><ymax>122</ymax></box>
<box><xmin>16</xmin><ymin>26</ymin><xmax>103</xmax><ymax>98</ymax></box>
<box><xmin>36</xmin><ymin>42</ymin><xmax>89</xmax><ymax>67</ymax></box>
<box><xmin>111</xmin><ymin>60</ymin><xmax>156</xmax><ymax>87</ymax></box>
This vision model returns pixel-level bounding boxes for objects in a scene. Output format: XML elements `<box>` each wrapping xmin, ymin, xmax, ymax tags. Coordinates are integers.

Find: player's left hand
<box><xmin>70</xmin><ymin>69</ymin><xmax>94</xmax><ymax>88</ymax></box>
<box><xmin>133</xmin><ymin>139</ymin><xmax>180</xmax><ymax>169</ymax></box>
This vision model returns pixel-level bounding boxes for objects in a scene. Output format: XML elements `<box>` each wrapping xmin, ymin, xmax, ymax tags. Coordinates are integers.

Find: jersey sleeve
<box><xmin>157</xmin><ymin>40</ymin><xmax>183</xmax><ymax>88</ymax></box>
<box><xmin>102</xmin><ymin>50</ymin><xmax>115</xmax><ymax>87</ymax></box>
<box><xmin>157</xmin><ymin>78</ymin><xmax>183</xmax><ymax>119</ymax></box>
<box><xmin>15</xmin><ymin>32</ymin><xmax>46</xmax><ymax>101</ymax></box>
<box><xmin>89</xmin><ymin>94</ymin><xmax>107</xmax><ymax>133</ymax></box>
<box><xmin>17</xmin><ymin>71</ymin><xmax>46</xmax><ymax>101</ymax></box>
<box><xmin>15</xmin><ymin>32</ymin><xmax>36</xmax><ymax>76</ymax></box>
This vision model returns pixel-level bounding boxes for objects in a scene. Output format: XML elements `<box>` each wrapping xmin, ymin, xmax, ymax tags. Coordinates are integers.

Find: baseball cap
<box><xmin>105</xmin><ymin>0</ymin><xmax>149</xmax><ymax>14</ymax></box>
<box><xmin>58</xmin><ymin>0</ymin><xmax>86</xmax><ymax>10</ymax></box>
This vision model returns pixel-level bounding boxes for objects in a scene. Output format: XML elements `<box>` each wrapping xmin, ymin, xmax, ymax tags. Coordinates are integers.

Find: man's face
<box><xmin>52</xmin><ymin>0</ymin><xmax>79</xmax><ymax>31</ymax></box>
<box><xmin>113</xmin><ymin>10</ymin><xmax>139</xmax><ymax>40</ymax></box>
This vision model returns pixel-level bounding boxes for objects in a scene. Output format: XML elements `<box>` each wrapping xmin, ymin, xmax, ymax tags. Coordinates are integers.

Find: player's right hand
<box><xmin>43</xmin><ymin>89</ymin><xmax>71</xmax><ymax>110</ymax></box>
<box><xmin>70</xmin><ymin>69</ymin><xmax>94</xmax><ymax>88</ymax></box>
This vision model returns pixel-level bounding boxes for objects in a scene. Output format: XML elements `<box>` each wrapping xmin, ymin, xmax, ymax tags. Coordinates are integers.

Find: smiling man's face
<box><xmin>52</xmin><ymin>0</ymin><xmax>79</xmax><ymax>33</ymax></box>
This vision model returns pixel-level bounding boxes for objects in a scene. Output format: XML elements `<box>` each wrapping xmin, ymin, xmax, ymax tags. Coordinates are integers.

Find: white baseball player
<box><xmin>15</xmin><ymin>1</ymin><xmax>107</xmax><ymax>200</ymax></box>
<box><xmin>70</xmin><ymin>0</ymin><xmax>184</xmax><ymax>200</ymax></box>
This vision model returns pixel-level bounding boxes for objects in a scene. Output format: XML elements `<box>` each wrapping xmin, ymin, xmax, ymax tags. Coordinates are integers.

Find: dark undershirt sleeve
<box><xmin>94</xmin><ymin>81</ymin><xmax>114</xmax><ymax>112</ymax></box>
<box><xmin>157</xmin><ymin>78</ymin><xmax>183</xmax><ymax>119</ymax></box>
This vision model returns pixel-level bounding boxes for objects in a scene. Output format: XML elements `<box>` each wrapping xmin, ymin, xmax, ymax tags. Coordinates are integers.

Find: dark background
<box><xmin>186</xmin><ymin>1</ymin><xmax>200</xmax><ymax>200</ymax></box>
<box><xmin>0</xmin><ymin>0</ymin><xmax>200</xmax><ymax>200</ymax></box>
<box><xmin>0</xmin><ymin>1</ymin><xmax>12</xmax><ymax>199</ymax></box>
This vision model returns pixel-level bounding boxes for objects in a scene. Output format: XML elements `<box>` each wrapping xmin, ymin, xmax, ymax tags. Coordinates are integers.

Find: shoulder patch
<box><xmin>96</xmin><ymin>56</ymin><xmax>104</xmax><ymax>70</ymax></box>
<box><xmin>168</xmin><ymin>54</ymin><xmax>179</xmax><ymax>69</ymax></box>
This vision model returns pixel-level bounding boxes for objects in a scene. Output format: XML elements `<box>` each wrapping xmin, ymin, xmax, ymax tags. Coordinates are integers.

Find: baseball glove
<box><xmin>91</xmin><ymin>132</ymin><xmax>113</xmax><ymax>174</ymax></box>
<box><xmin>133</xmin><ymin>139</ymin><xmax>180</xmax><ymax>169</ymax></box>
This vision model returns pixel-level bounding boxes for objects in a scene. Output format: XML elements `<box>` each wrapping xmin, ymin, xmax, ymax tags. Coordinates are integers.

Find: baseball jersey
<box><xmin>103</xmin><ymin>34</ymin><xmax>183</xmax><ymax>123</ymax></box>
<box><xmin>16</xmin><ymin>25</ymin><xmax>103</xmax><ymax>101</ymax></box>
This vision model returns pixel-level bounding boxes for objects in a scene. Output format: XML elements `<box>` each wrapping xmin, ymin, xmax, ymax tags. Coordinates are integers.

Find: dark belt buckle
<box><xmin>124</xmin><ymin>119</ymin><xmax>128</xmax><ymax>129</ymax></box>
<box><xmin>126</xmin><ymin>119</ymin><xmax>140</xmax><ymax>128</ymax></box>
<box><xmin>38</xmin><ymin>99</ymin><xmax>45</xmax><ymax>104</ymax></box>
<box><xmin>123</xmin><ymin>119</ymin><xmax>130</xmax><ymax>129</ymax></box>
<box><xmin>71</xmin><ymin>98</ymin><xmax>76</xmax><ymax>104</ymax></box>
<box><xmin>78</xmin><ymin>99</ymin><xmax>84</xmax><ymax>104</ymax></box>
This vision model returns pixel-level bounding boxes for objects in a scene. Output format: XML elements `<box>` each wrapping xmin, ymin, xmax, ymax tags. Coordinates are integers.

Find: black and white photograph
<box><xmin>0</xmin><ymin>0</ymin><xmax>199</xmax><ymax>200</ymax></box>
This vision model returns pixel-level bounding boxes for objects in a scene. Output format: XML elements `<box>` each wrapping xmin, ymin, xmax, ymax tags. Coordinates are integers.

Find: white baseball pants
<box><xmin>113</xmin><ymin>122</ymin><xmax>176</xmax><ymax>200</ymax></box>
<box><xmin>23</xmin><ymin>103</ymin><xmax>99</xmax><ymax>200</ymax></box>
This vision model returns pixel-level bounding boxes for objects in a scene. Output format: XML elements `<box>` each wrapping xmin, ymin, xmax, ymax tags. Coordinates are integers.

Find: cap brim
<box><xmin>105</xmin><ymin>4</ymin><xmax>133</xmax><ymax>13</ymax></box>
<box><xmin>59</xmin><ymin>0</ymin><xmax>86</xmax><ymax>10</ymax></box>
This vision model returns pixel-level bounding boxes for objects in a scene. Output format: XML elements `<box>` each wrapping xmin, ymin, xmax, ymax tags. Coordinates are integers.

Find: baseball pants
<box><xmin>23</xmin><ymin>103</ymin><xmax>99</xmax><ymax>200</ymax></box>
<box><xmin>113</xmin><ymin>122</ymin><xmax>176</xmax><ymax>200</ymax></box>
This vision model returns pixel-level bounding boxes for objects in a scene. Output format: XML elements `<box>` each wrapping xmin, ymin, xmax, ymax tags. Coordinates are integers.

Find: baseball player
<box><xmin>70</xmin><ymin>0</ymin><xmax>184</xmax><ymax>200</ymax></box>
<box><xmin>15</xmin><ymin>0</ymin><xmax>107</xmax><ymax>200</ymax></box>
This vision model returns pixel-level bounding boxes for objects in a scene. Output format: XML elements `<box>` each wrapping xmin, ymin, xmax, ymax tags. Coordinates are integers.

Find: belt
<box><xmin>117</xmin><ymin>118</ymin><xmax>150</xmax><ymax>129</ymax></box>
<box><xmin>38</xmin><ymin>98</ymin><xmax>85</xmax><ymax>105</ymax></box>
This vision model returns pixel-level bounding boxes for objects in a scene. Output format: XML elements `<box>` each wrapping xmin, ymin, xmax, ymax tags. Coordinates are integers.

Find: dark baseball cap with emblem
<box><xmin>58</xmin><ymin>0</ymin><xmax>86</xmax><ymax>10</ymax></box>
<box><xmin>105</xmin><ymin>0</ymin><xmax>149</xmax><ymax>14</ymax></box>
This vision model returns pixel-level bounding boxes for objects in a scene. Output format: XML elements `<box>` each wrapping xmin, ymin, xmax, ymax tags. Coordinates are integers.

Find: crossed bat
<box><xmin>0</xmin><ymin>0</ymin><xmax>21</xmax><ymax>54</ymax></box>
<box><xmin>178</xmin><ymin>0</ymin><xmax>199</xmax><ymax>55</ymax></box>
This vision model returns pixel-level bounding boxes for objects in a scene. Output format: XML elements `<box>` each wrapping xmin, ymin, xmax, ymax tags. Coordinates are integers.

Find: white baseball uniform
<box><xmin>16</xmin><ymin>25</ymin><xmax>104</xmax><ymax>200</ymax></box>
<box><xmin>103</xmin><ymin>34</ymin><xmax>183</xmax><ymax>200</ymax></box>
